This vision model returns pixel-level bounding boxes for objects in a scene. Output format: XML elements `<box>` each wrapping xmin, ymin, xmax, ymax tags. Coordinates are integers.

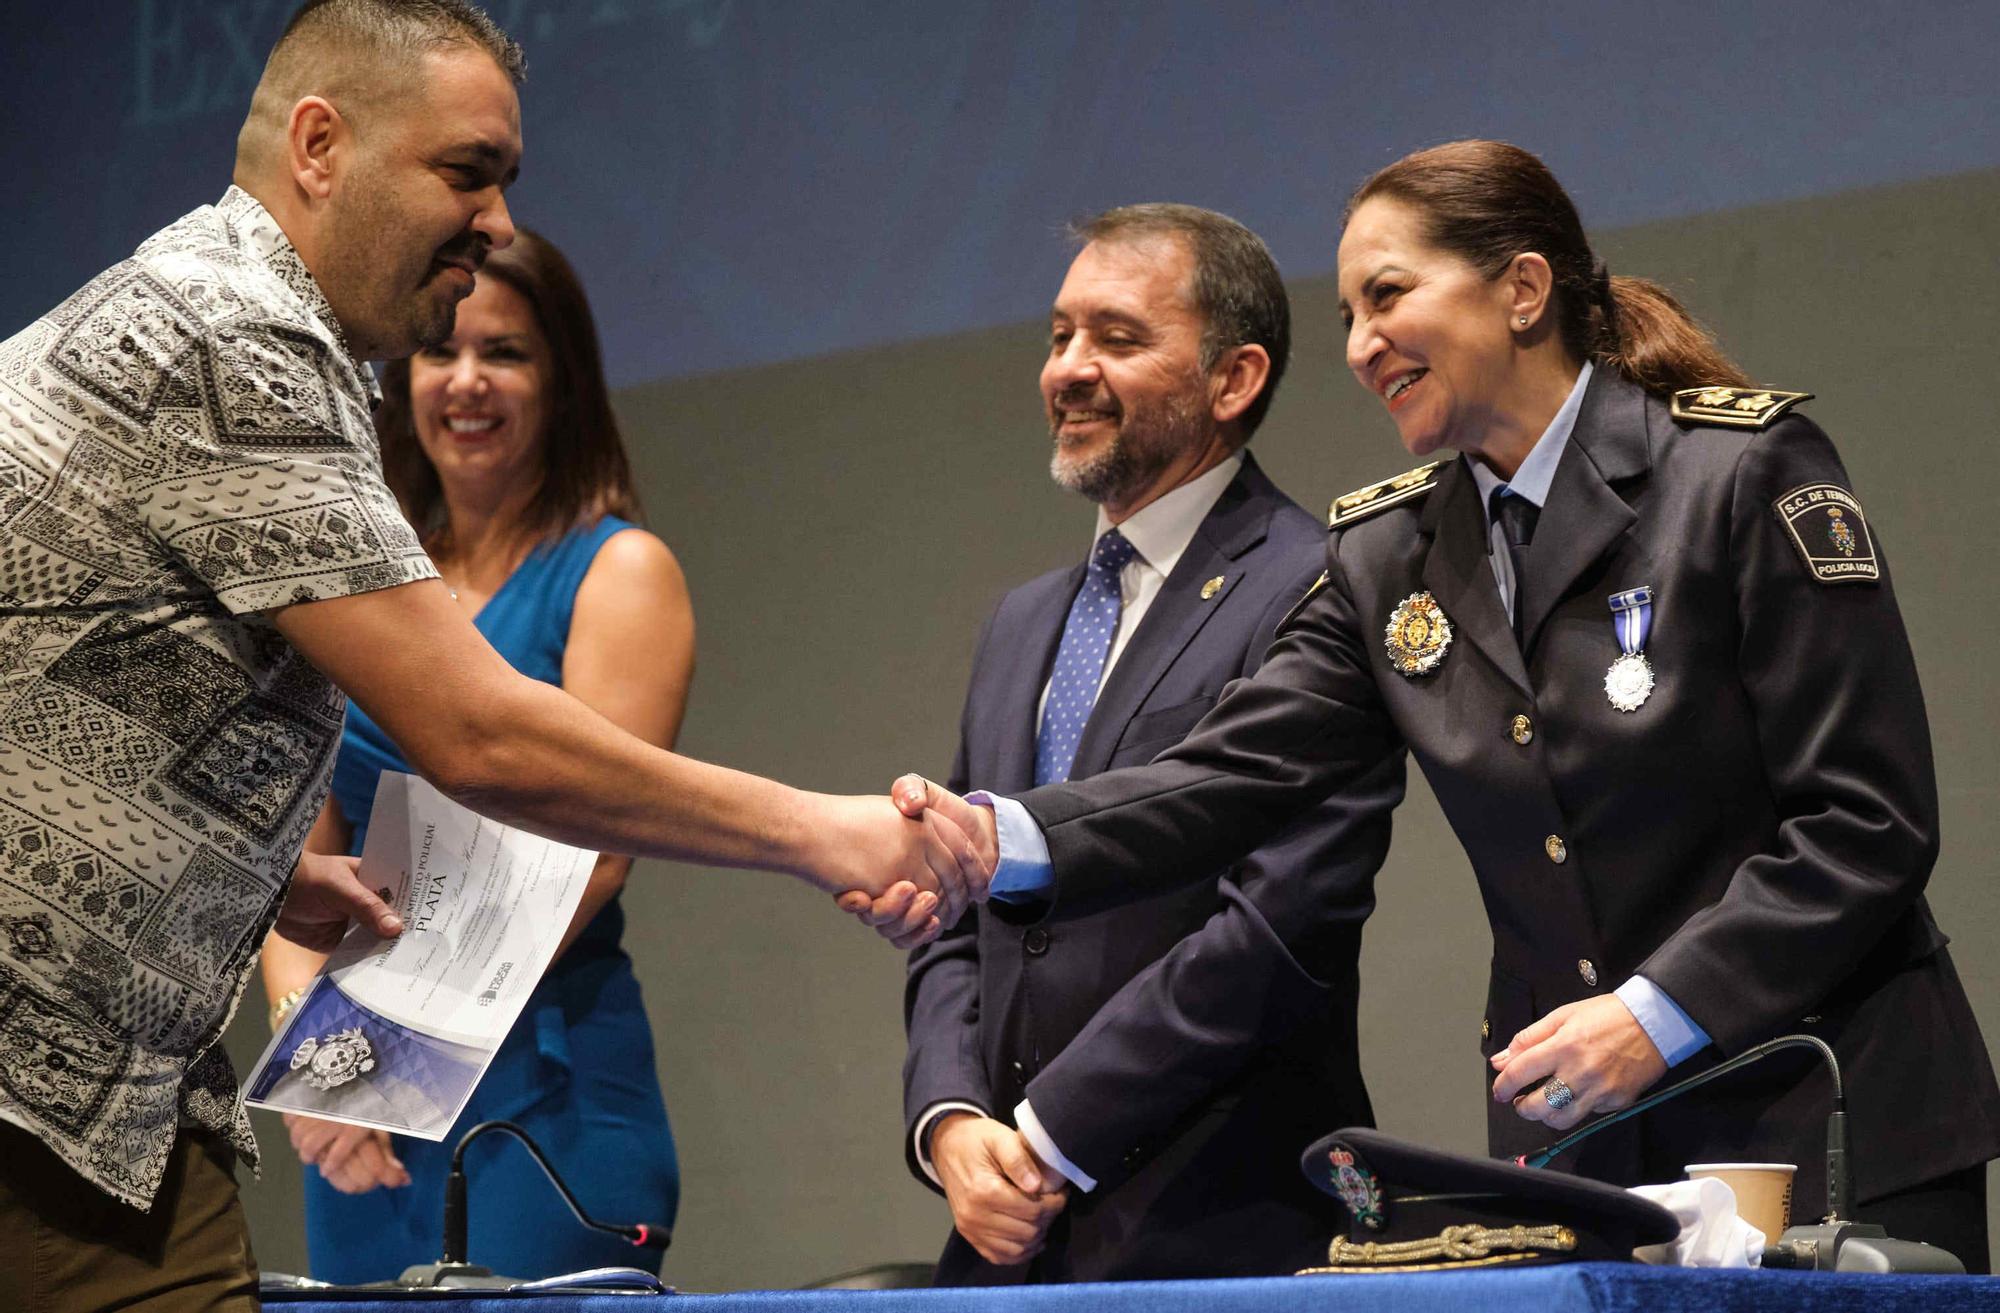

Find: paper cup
<box><xmin>1685</xmin><ymin>1162</ymin><xmax>1795</xmax><ymax>1240</ymax></box>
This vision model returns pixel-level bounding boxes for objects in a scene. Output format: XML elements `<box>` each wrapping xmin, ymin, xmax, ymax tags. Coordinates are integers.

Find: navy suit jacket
<box><xmin>903</xmin><ymin>454</ymin><xmax>1405</xmax><ymax>1283</ymax></box>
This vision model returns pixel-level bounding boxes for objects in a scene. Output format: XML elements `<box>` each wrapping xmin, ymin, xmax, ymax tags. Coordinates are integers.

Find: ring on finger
<box><xmin>1541</xmin><ymin>1075</ymin><xmax>1575</xmax><ymax>1110</ymax></box>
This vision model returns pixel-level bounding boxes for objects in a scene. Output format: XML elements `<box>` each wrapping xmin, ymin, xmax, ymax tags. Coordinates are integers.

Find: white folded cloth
<box><xmin>1628</xmin><ymin>1177</ymin><xmax>1765</xmax><ymax>1267</ymax></box>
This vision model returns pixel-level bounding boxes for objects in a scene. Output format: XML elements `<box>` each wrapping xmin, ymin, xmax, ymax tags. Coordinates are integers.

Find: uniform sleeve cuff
<box><xmin>1616</xmin><ymin>975</ymin><xmax>1713</xmax><ymax>1068</ymax></box>
<box><xmin>966</xmin><ymin>793</ymin><xmax>1055</xmax><ymax>901</ymax></box>
<box><xmin>1013</xmin><ymin>1098</ymin><xmax>1096</xmax><ymax>1193</ymax></box>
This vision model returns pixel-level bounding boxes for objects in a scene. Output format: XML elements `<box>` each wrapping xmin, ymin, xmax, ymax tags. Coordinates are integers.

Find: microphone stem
<box><xmin>446</xmin><ymin>1119</ymin><xmax>669</xmax><ymax>1254</ymax></box>
<box><xmin>1519</xmin><ymin>1033</ymin><xmax>1844</xmax><ymax>1171</ymax></box>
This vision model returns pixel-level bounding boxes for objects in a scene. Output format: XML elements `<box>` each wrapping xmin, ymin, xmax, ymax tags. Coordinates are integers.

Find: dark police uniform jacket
<box><xmin>905</xmin><ymin>455</ymin><xmax>1404</xmax><ymax>1282</ymax></box>
<box><xmin>1016</xmin><ymin>369</ymin><xmax>2000</xmax><ymax>1214</ymax></box>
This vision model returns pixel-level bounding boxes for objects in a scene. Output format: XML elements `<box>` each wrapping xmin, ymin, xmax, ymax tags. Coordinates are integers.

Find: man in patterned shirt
<box><xmin>0</xmin><ymin>3</ymin><xmax>941</xmax><ymax>1305</ymax></box>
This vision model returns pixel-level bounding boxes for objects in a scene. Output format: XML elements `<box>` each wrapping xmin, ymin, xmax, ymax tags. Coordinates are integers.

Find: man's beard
<box><xmin>1049</xmin><ymin>384</ymin><xmax>1210</xmax><ymax>506</ymax></box>
<box><xmin>408</xmin><ymin>276</ymin><xmax>461</xmax><ymax>351</ymax></box>
<box><xmin>318</xmin><ymin>176</ymin><xmax>468</xmax><ymax>357</ymax></box>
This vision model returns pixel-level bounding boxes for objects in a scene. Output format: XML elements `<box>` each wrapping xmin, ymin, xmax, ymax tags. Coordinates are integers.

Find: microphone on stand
<box><xmin>398</xmin><ymin>1119</ymin><xmax>672</xmax><ymax>1289</ymax></box>
<box><xmin>1513</xmin><ymin>1033</ymin><xmax>1961</xmax><ymax>1274</ymax></box>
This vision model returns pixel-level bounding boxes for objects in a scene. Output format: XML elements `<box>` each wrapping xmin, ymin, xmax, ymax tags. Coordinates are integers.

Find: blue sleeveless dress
<box><xmin>303</xmin><ymin>517</ymin><xmax>680</xmax><ymax>1282</ymax></box>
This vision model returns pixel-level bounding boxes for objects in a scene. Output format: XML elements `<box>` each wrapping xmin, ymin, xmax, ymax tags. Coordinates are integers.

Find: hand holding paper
<box><xmin>246</xmin><ymin>773</ymin><xmax>597</xmax><ymax>1139</ymax></box>
<box><xmin>276</xmin><ymin>850</ymin><xmax>405</xmax><ymax>952</ymax></box>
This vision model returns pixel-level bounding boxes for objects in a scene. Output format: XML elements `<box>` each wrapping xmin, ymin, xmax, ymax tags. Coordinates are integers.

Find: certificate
<box><xmin>243</xmin><ymin>772</ymin><xmax>596</xmax><ymax>1138</ymax></box>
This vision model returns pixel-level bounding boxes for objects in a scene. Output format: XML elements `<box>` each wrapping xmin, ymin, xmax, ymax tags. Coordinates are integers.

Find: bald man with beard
<box><xmin>0</xmin><ymin>5</ymin><xmax>936</xmax><ymax>1305</ymax></box>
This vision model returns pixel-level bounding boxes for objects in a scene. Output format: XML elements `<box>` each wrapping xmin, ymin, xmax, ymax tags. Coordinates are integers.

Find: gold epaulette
<box><xmin>1669</xmin><ymin>386</ymin><xmax>1813</xmax><ymax>430</ymax></box>
<box><xmin>1329</xmin><ymin>461</ymin><xmax>1443</xmax><ymax>529</ymax></box>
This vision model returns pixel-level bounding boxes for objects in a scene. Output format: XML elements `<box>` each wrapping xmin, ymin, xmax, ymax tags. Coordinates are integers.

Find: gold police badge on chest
<box><xmin>1384</xmin><ymin>592</ymin><xmax>1453</xmax><ymax>676</ymax></box>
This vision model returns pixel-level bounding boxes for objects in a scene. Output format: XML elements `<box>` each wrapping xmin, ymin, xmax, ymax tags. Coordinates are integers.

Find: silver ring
<box><xmin>1541</xmin><ymin>1076</ymin><xmax>1575</xmax><ymax>1110</ymax></box>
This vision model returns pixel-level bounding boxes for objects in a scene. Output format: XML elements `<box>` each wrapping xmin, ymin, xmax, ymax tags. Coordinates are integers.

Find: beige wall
<box><xmin>227</xmin><ymin>166</ymin><xmax>2000</xmax><ymax>1288</ymax></box>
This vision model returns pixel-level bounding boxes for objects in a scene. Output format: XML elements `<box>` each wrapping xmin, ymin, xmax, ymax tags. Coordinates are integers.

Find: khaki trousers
<box><xmin>0</xmin><ymin>1122</ymin><xmax>259</xmax><ymax>1312</ymax></box>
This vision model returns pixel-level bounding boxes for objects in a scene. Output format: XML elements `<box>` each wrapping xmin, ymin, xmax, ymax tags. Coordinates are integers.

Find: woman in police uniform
<box><xmin>877</xmin><ymin>140</ymin><xmax>1999</xmax><ymax>1267</ymax></box>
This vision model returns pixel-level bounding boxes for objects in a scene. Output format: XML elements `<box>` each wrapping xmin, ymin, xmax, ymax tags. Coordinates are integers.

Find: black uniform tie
<box><xmin>1490</xmin><ymin>484</ymin><xmax>1540</xmax><ymax>641</ymax></box>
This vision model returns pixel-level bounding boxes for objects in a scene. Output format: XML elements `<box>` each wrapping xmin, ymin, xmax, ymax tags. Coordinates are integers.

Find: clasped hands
<box><xmin>830</xmin><ymin>774</ymin><xmax>999</xmax><ymax>947</ymax></box>
<box><xmin>930</xmin><ymin>1112</ymin><xmax>1069</xmax><ymax>1266</ymax></box>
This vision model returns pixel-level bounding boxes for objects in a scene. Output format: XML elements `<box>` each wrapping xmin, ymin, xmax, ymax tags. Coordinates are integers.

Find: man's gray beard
<box><xmin>1049</xmin><ymin>388</ymin><xmax>1209</xmax><ymax>506</ymax></box>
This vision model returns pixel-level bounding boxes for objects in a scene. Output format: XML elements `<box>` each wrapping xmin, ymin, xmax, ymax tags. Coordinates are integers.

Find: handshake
<box><xmin>826</xmin><ymin>774</ymin><xmax>1005</xmax><ymax>949</ymax></box>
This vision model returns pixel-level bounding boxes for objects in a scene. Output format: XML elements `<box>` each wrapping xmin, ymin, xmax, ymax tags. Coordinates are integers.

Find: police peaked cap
<box><xmin>1297</xmin><ymin>1128</ymin><xmax>1681</xmax><ymax>1272</ymax></box>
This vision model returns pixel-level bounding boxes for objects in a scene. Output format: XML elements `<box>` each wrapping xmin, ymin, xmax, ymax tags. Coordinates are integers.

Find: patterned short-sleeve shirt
<box><xmin>0</xmin><ymin>187</ymin><xmax>437</xmax><ymax>1207</ymax></box>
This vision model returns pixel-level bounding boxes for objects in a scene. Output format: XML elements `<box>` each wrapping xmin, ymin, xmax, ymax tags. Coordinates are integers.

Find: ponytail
<box><xmin>1349</xmin><ymin>141</ymin><xmax>1751</xmax><ymax>397</ymax></box>
<box><xmin>1592</xmin><ymin>274</ymin><xmax>1749</xmax><ymax>394</ymax></box>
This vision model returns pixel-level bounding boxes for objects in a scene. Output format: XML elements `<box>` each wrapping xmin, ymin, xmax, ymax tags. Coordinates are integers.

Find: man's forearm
<box><xmin>274</xmin><ymin>580</ymin><xmax>914</xmax><ymax>900</ymax></box>
<box><xmin>438</xmin><ymin>674</ymin><xmax>828</xmax><ymax>876</ymax></box>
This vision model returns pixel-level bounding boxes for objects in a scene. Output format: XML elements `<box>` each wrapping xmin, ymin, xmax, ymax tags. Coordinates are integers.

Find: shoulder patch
<box><xmin>1329</xmin><ymin>461</ymin><xmax>1443</xmax><ymax>529</ymax></box>
<box><xmin>1774</xmin><ymin>482</ymin><xmax>1879</xmax><ymax>584</ymax></box>
<box><xmin>1670</xmin><ymin>386</ymin><xmax>1813</xmax><ymax>430</ymax></box>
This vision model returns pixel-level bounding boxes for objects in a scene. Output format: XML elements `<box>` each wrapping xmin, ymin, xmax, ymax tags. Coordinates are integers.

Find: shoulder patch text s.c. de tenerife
<box><xmin>1775</xmin><ymin>482</ymin><xmax>1879</xmax><ymax>584</ymax></box>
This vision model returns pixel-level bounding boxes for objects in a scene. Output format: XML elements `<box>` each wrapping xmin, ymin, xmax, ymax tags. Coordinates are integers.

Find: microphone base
<box><xmin>1764</xmin><ymin>1221</ymin><xmax>1966</xmax><ymax>1274</ymax></box>
<box><xmin>395</xmin><ymin>1261</ymin><xmax>520</xmax><ymax>1289</ymax></box>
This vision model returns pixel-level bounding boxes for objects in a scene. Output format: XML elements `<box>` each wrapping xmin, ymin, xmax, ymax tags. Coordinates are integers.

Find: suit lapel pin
<box><xmin>1384</xmin><ymin>591</ymin><xmax>1452</xmax><ymax>676</ymax></box>
<box><xmin>1201</xmin><ymin>575</ymin><xmax>1226</xmax><ymax>600</ymax></box>
<box><xmin>1604</xmin><ymin>586</ymin><xmax>1655</xmax><ymax>711</ymax></box>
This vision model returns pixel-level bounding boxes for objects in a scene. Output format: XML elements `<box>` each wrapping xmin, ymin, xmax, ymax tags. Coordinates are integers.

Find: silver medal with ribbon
<box><xmin>1604</xmin><ymin>586</ymin><xmax>1655</xmax><ymax>712</ymax></box>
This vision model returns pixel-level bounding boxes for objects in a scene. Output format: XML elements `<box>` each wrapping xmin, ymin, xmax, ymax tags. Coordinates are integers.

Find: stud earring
<box><xmin>1518</xmin><ymin>316</ymin><xmax>1529</xmax><ymax>326</ymax></box>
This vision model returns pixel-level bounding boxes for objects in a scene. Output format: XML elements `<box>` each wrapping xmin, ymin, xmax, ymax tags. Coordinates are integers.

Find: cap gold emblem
<box><xmin>1201</xmin><ymin>575</ymin><xmax>1226</xmax><ymax>600</ymax></box>
<box><xmin>1384</xmin><ymin>592</ymin><xmax>1453</xmax><ymax>677</ymax></box>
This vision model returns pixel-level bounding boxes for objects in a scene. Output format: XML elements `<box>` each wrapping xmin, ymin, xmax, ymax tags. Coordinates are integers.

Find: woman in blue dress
<box><xmin>260</xmin><ymin>228</ymin><xmax>693</xmax><ymax>1282</ymax></box>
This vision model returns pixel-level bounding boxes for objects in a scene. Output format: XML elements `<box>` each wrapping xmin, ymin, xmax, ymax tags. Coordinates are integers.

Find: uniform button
<box><xmin>1544</xmin><ymin>835</ymin><xmax>1568</xmax><ymax>864</ymax></box>
<box><xmin>1010</xmin><ymin>1060</ymin><xmax>1027</xmax><ymax>1081</ymax></box>
<box><xmin>1023</xmin><ymin>928</ymin><xmax>1050</xmax><ymax>956</ymax></box>
<box><xmin>1509</xmin><ymin>714</ymin><xmax>1534</xmax><ymax>745</ymax></box>
<box><xmin>1578</xmin><ymin>959</ymin><xmax>1598</xmax><ymax>987</ymax></box>
<box><xmin>1122</xmin><ymin>1147</ymin><xmax>1145</xmax><ymax>1170</ymax></box>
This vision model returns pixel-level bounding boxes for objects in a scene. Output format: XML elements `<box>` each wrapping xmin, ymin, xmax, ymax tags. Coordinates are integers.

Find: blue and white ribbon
<box><xmin>1607</xmin><ymin>586</ymin><xmax>1653</xmax><ymax>656</ymax></box>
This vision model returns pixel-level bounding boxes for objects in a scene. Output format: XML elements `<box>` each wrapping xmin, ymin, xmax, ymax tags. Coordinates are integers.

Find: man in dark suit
<box><xmin>900</xmin><ymin>205</ymin><xmax>1403</xmax><ymax>1283</ymax></box>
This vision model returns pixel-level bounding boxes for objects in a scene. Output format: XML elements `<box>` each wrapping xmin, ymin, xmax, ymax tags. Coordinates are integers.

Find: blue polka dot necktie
<box><xmin>1034</xmin><ymin>528</ymin><xmax>1137</xmax><ymax>786</ymax></box>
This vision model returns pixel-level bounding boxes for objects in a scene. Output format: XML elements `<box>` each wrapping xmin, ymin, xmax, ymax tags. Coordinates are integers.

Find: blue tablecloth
<box><xmin>265</xmin><ymin>1263</ymin><xmax>2000</xmax><ymax>1312</ymax></box>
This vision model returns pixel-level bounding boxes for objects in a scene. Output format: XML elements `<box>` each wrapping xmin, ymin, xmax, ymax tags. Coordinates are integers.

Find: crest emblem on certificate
<box><xmin>1384</xmin><ymin>592</ymin><xmax>1452</xmax><ymax>676</ymax></box>
<box><xmin>291</xmin><ymin>1026</ymin><xmax>377</xmax><ymax>1091</ymax></box>
<box><xmin>1326</xmin><ymin>1144</ymin><xmax>1387</xmax><ymax>1230</ymax></box>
